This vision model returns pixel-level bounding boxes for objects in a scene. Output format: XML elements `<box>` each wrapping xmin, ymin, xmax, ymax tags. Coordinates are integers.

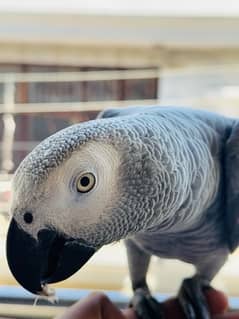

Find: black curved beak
<box><xmin>6</xmin><ymin>218</ymin><xmax>96</xmax><ymax>295</ymax></box>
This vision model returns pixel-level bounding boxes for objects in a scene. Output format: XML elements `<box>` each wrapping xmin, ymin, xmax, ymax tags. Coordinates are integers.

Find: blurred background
<box><xmin>1</xmin><ymin>0</ymin><xmax>239</xmax><ymax>317</ymax></box>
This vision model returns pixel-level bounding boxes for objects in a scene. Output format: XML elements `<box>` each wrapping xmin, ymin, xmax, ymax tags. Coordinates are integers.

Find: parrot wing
<box><xmin>225</xmin><ymin>120</ymin><xmax>239</xmax><ymax>252</ymax></box>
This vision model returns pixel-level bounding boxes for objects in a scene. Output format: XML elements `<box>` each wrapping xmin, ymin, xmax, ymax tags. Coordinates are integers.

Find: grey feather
<box><xmin>225</xmin><ymin>120</ymin><xmax>239</xmax><ymax>251</ymax></box>
<box><xmin>12</xmin><ymin>106</ymin><xmax>237</xmax><ymax>287</ymax></box>
<box><xmin>99</xmin><ymin>106</ymin><xmax>234</xmax><ymax>281</ymax></box>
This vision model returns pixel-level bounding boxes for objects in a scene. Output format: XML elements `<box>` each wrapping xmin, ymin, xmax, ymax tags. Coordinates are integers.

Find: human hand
<box><xmin>164</xmin><ymin>288</ymin><xmax>236</xmax><ymax>319</ymax></box>
<box><xmin>55</xmin><ymin>289</ymin><xmax>239</xmax><ymax>319</ymax></box>
<box><xmin>55</xmin><ymin>292</ymin><xmax>136</xmax><ymax>319</ymax></box>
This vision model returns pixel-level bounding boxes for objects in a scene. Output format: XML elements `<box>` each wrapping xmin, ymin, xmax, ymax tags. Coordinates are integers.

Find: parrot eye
<box><xmin>76</xmin><ymin>173</ymin><xmax>96</xmax><ymax>193</ymax></box>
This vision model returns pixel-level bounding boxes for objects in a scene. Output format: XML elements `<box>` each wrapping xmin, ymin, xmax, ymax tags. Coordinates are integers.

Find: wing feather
<box><xmin>225</xmin><ymin>121</ymin><xmax>239</xmax><ymax>251</ymax></box>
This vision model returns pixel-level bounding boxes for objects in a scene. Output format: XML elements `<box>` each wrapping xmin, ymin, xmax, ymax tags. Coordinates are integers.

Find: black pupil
<box><xmin>24</xmin><ymin>212</ymin><xmax>33</xmax><ymax>224</ymax></box>
<box><xmin>81</xmin><ymin>176</ymin><xmax>90</xmax><ymax>187</ymax></box>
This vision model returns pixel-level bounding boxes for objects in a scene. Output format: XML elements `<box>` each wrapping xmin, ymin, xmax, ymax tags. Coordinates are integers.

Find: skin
<box><xmin>55</xmin><ymin>289</ymin><xmax>238</xmax><ymax>319</ymax></box>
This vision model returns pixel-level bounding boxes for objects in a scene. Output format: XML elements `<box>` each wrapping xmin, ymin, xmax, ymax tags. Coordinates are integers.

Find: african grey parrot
<box><xmin>6</xmin><ymin>106</ymin><xmax>239</xmax><ymax>319</ymax></box>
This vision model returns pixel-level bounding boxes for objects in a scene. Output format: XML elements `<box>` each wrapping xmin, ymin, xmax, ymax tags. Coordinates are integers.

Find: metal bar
<box><xmin>0</xmin><ymin>69</ymin><xmax>158</xmax><ymax>83</ymax></box>
<box><xmin>0</xmin><ymin>99</ymin><xmax>158</xmax><ymax>114</ymax></box>
<box><xmin>0</xmin><ymin>303</ymin><xmax>66</xmax><ymax>318</ymax></box>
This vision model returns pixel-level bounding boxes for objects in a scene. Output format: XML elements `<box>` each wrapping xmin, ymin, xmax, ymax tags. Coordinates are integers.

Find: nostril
<box><xmin>23</xmin><ymin>212</ymin><xmax>33</xmax><ymax>224</ymax></box>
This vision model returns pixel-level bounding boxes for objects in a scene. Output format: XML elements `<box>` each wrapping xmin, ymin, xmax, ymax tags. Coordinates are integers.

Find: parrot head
<box><xmin>6</xmin><ymin>116</ymin><xmax>159</xmax><ymax>295</ymax></box>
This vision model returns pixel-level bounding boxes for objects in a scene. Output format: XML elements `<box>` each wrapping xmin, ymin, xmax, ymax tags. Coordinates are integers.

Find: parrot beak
<box><xmin>6</xmin><ymin>218</ymin><xmax>96</xmax><ymax>295</ymax></box>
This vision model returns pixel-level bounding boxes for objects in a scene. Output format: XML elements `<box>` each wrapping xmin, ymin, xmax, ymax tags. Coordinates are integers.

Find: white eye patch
<box><xmin>41</xmin><ymin>142</ymin><xmax>121</xmax><ymax>237</ymax></box>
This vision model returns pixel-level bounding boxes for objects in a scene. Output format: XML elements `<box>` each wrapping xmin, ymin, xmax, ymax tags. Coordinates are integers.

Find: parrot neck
<box><xmin>103</xmin><ymin>112</ymin><xmax>220</xmax><ymax>240</ymax></box>
<box><xmin>120</xmin><ymin>115</ymin><xmax>221</xmax><ymax>235</ymax></box>
<box><xmin>144</xmin><ymin>154</ymin><xmax>220</xmax><ymax>234</ymax></box>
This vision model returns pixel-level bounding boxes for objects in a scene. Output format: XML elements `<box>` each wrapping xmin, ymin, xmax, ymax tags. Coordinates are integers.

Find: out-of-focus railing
<box><xmin>2</xmin><ymin>64</ymin><xmax>239</xmax><ymax>174</ymax></box>
<box><xmin>0</xmin><ymin>69</ymin><xmax>159</xmax><ymax>174</ymax></box>
<box><xmin>0</xmin><ymin>69</ymin><xmax>158</xmax><ymax>84</ymax></box>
